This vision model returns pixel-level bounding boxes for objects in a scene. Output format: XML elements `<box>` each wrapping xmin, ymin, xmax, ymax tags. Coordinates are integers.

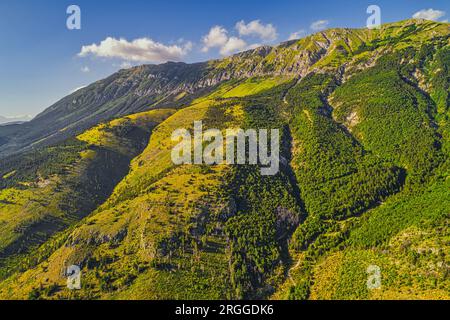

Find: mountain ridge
<box><xmin>0</xmin><ymin>18</ymin><xmax>448</xmax><ymax>300</ymax></box>
<box><xmin>0</xmin><ymin>19</ymin><xmax>447</xmax><ymax>158</ymax></box>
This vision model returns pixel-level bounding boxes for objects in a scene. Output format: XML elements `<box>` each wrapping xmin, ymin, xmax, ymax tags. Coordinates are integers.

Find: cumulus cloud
<box><xmin>201</xmin><ymin>26</ymin><xmax>229</xmax><ymax>52</ymax></box>
<box><xmin>220</xmin><ymin>37</ymin><xmax>248</xmax><ymax>56</ymax></box>
<box><xmin>201</xmin><ymin>20</ymin><xmax>276</xmax><ymax>56</ymax></box>
<box><xmin>70</xmin><ymin>85</ymin><xmax>87</xmax><ymax>94</ymax></box>
<box><xmin>310</xmin><ymin>20</ymin><xmax>329</xmax><ymax>31</ymax></box>
<box><xmin>412</xmin><ymin>9</ymin><xmax>446</xmax><ymax>21</ymax></box>
<box><xmin>235</xmin><ymin>20</ymin><xmax>277</xmax><ymax>41</ymax></box>
<box><xmin>246</xmin><ymin>43</ymin><xmax>262</xmax><ymax>50</ymax></box>
<box><xmin>78</xmin><ymin>37</ymin><xmax>192</xmax><ymax>63</ymax></box>
<box><xmin>119</xmin><ymin>61</ymin><xmax>133</xmax><ymax>69</ymax></box>
<box><xmin>81</xmin><ymin>66</ymin><xmax>90</xmax><ymax>73</ymax></box>
<box><xmin>201</xmin><ymin>25</ymin><xmax>256</xmax><ymax>56</ymax></box>
<box><xmin>288</xmin><ymin>29</ymin><xmax>307</xmax><ymax>40</ymax></box>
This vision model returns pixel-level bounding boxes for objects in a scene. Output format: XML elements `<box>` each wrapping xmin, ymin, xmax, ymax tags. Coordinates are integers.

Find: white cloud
<box><xmin>246</xmin><ymin>43</ymin><xmax>262</xmax><ymax>50</ymax></box>
<box><xmin>81</xmin><ymin>66</ymin><xmax>90</xmax><ymax>73</ymax></box>
<box><xmin>202</xmin><ymin>26</ymin><xmax>229</xmax><ymax>52</ymax></box>
<box><xmin>201</xmin><ymin>25</ymin><xmax>257</xmax><ymax>56</ymax></box>
<box><xmin>288</xmin><ymin>29</ymin><xmax>307</xmax><ymax>40</ymax></box>
<box><xmin>0</xmin><ymin>115</ymin><xmax>32</xmax><ymax>124</ymax></box>
<box><xmin>70</xmin><ymin>85</ymin><xmax>86</xmax><ymax>94</ymax></box>
<box><xmin>310</xmin><ymin>20</ymin><xmax>329</xmax><ymax>31</ymax></box>
<box><xmin>235</xmin><ymin>20</ymin><xmax>277</xmax><ymax>41</ymax></box>
<box><xmin>412</xmin><ymin>9</ymin><xmax>446</xmax><ymax>21</ymax></box>
<box><xmin>220</xmin><ymin>37</ymin><xmax>248</xmax><ymax>56</ymax></box>
<box><xmin>78</xmin><ymin>37</ymin><xmax>192</xmax><ymax>63</ymax></box>
<box><xmin>112</xmin><ymin>61</ymin><xmax>137</xmax><ymax>70</ymax></box>
<box><xmin>119</xmin><ymin>61</ymin><xmax>133</xmax><ymax>69</ymax></box>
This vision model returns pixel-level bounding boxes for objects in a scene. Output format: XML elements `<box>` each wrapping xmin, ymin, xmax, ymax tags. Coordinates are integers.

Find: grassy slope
<box><xmin>0</xmin><ymin>109</ymin><xmax>175</xmax><ymax>281</ymax></box>
<box><xmin>0</xmin><ymin>101</ymin><xmax>233</xmax><ymax>299</ymax></box>
<box><xmin>305</xmin><ymin>42</ymin><xmax>450</xmax><ymax>300</ymax></box>
<box><xmin>0</xmin><ymin>78</ymin><xmax>303</xmax><ymax>299</ymax></box>
<box><xmin>274</xmin><ymin>22</ymin><xmax>450</xmax><ymax>300</ymax></box>
<box><xmin>0</xmin><ymin>19</ymin><xmax>448</xmax><ymax>300</ymax></box>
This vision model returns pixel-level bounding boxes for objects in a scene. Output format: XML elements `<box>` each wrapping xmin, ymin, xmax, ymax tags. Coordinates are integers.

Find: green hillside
<box><xmin>0</xmin><ymin>19</ymin><xmax>448</xmax><ymax>300</ymax></box>
<box><xmin>0</xmin><ymin>110</ymin><xmax>175</xmax><ymax>278</ymax></box>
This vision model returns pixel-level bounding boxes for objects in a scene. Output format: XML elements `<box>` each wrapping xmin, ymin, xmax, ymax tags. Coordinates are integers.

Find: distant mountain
<box><xmin>2</xmin><ymin>19</ymin><xmax>447</xmax><ymax>159</ymax></box>
<box><xmin>0</xmin><ymin>19</ymin><xmax>448</xmax><ymax>300</ymax></box>
<box><xmin>0</xmin><ymin>115</ymin><xmax>32</xmax><ymax>126</ymax></box>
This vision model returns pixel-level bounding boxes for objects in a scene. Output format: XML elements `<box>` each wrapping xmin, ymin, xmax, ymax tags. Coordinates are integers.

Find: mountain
<box><xmin>0</xmin><ymin>19</ymin><xmax>448</xmax><ymax>300</ymax></box>
<box><xmin>2</xmin><ymin>19</ymin><xmax>446</xmax><ymax>158</ymax></box>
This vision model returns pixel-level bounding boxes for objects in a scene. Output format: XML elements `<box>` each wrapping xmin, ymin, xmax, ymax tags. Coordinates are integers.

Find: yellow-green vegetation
<box><xmin>0</xmin><ymin>100</ymin><xmax>247</xmax><ymax>299</ymax></box>
<box><xmin>0</xmin><ymin>164</ymin><xmax>231</xmax><ymax>299</ymax></box>
<box><xmin>101</xmin><ymin>101</ymin><xmax>212</xmax><ymax>208</ymax></box>
<box><xmin>0</xmin><ymin>109</ymin><xmax>174</xmax><ymax>281</ymax></box>
<box><xmin>191</xmin><ymin>80</ymin><xmax>242</xmax><ymax>104</ymax></box>
<box><xmin>308</xmin><ymin>216</ymin><xmax>450</xmax><ymax>300</ymax></box>
<box><xmin>77</xmin><ymin>109</ymin><xmax>175</xmax><ymax>154</ymax></box>
<box><xmin>0</xmin><ymin>19</ymin><xmax>448</xmax><ymax>300</ymax></box>
<box><xmin>222</xmin><ymin>77</ymin><xmax>292</xmax><ymax>98</ymax></box>
<box><xmin>210</xmin><ymin>20</ymin><xmax>449</xmax><ymax>81</ymax></box>
<box><xmin>274</xmin><ymin>34</ymin><xmax>450</xmax><ymax>300</ymax></box>
<box><xmin>174</xmin><ymin>91</ymin><xmax>187</xmax><ymax>101</ymax></box>
<box><xmin>192</xmin><ymin>77</ymin><xmax>292</xmax><ymax>106</ymax></box>
<box><xmin>2</xmin><ymin>171</ymin><xmax>16</xmax><ymax>179</ymax></box>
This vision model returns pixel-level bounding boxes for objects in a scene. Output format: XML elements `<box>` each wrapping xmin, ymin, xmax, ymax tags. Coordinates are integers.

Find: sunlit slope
<box><xmin>210</xmin><ymin>19</ymin><xmax>449</xmax><ymax>77</ymax></box>
<box><xmin>303</xmin><ymin>43</ymin><xmax>450</xmax><ymax>300</ymax></box>
<box><xmin>274</xmin><ymin>36</ymin><xmax>449</xmax><ymax>300</ymax></box>
<box><xmin>307</xmin><ymin>174</ymin><xmax>450</xmax><ymax>300</ymax></box>
<box><xmin>0</xmin><ymin>109</ymin><xmax>174</xmax><ymax>278</ymax></box>
<box><xmin>0</xmin><ymin>100</ymin><xmax>230</xmax><ymax>299</ymax></box>
<box><xmin>0</xmin><ymin>77</ymin><xmax>306</xmax><ymax>299</ymax></box>
<box><xmin>0</xmin><ymin>19</ymin><xmax>448</xmax><ymax>300</ymax></box>
<box><xmin>192</xmin><ymin>76</ymin><xmax>293</xmax><ymax>104</ymax></box>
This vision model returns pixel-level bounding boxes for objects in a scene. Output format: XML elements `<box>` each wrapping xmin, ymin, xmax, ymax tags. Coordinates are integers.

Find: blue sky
<box><xmin>0</xmin><ymin>0</ymin><xmax>448</xmax><ymax>118</ymax></box>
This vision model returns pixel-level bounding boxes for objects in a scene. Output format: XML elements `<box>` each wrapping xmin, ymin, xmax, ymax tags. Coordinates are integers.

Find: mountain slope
<box><xmin>0</xmin><ymin>19</ymin><xmax>448</xmax><ymax>300</ymax></box>
<box><xmin>0</xmin><ymin>109</ymin><xmax>174</xmax><ymax>277</ymax></box>
<box><xmin>1</xmin><ymin>19</ymin><xmax>447</xmax><ymax>158</ymax></box>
